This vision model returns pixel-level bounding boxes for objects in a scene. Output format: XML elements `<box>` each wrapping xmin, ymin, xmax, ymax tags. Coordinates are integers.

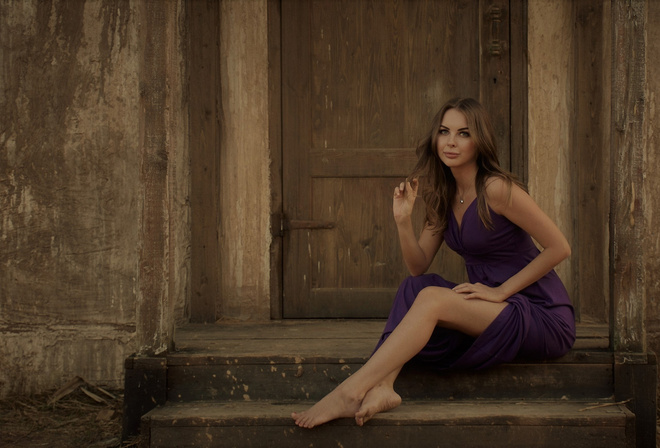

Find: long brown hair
<box><xmin>409</xmin><ymin>97</ymin><xmax>525</xmax><ymax>233</ymax></box>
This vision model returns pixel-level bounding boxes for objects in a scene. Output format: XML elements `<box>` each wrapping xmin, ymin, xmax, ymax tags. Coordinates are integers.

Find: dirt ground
<box><xmin>0</xmin><ymin>378</ymin><xmax>142</xmax><ymax>448</ymax></box>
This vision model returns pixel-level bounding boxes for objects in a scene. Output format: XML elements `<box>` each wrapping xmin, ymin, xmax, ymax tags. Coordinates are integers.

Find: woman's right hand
<box><xmin>393</xmin><ymin>178</ymin><xmax>419</xmax><ymax>224</ymax></box>
<box><xmin>393</xmin><ymin>178</ymin><xmax>441</xmax><ymax>276</ymax></box>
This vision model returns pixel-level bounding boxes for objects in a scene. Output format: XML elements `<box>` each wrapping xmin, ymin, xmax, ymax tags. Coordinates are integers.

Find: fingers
<box><xmin>394</xmin><ymin>182</ymin><xmax>408</xmax><ymax>199</ymax></box>
<box><xmin>452</xmin><ymin>282</ymin><xmax>473</xmax><ymax>293</ymax></box>
<box><xmin>453</xmin><ymin>283</ymin><xmax>506</xmax><ymax>303</ymax></box>
<box><xmin>453</xmin><ymin>283</ymin><xmax>485</xmax><ymax>299</ymax></box>
<box><xmin>394</xmin><ymin>179</ymin><xmax>418</xmax><ymax>198</ymax></box>
<box><xmin>409</xmin><ymin>178</ymin><xmax>419</xmax><ymax>194</ymax></box>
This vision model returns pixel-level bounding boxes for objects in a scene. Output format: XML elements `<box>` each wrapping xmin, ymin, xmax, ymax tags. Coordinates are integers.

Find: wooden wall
<box><xmin>0</xmin><ymin>0</ymin><xmax>189</xmax><ymax>396</ymax></box>
<box><xmin>1</xmin><ymin>0</ymin><xmax>659</xmax><ymax>400</ymax></box>
<box><xmin>528</xmin><ymin>0</ymin><xmax>610</xmax><ymax>324</ymax></box>
<box><xmin>216</xmin><ymin>0</ymin><xmax>272</xmax><ymax>321</ymax></box>
<box><xmin>573</xmin><ymin>0</ymin><xmax>611</xmax><ymax>324</ymax></box>
<box><xmin>188</xmin><ymin>0</ymin><xmax>273</xmax><ymax>323</ymax></box>
<box><xmin>0</xmin><ymin>0</ymin><xmax>140</xmax><ymax>395</ymax></box>
<box><xmin>644</xmin><ymin>0</ymin><xmax>660</xmax><ymax>385</ymax></box>
<box><xmin>188</xmin><ymin>0</ymin><xmax>222</xmax><ymax>322</ymax></box>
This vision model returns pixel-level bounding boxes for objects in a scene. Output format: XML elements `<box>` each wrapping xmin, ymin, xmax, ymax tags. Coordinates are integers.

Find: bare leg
<box><xmin>291</xmin><ymin>287</ymin><xmax>507</xmax><ymax>428</ymax></box>
<box><xmin>354</xmin><ymin>367</ymin><xmax>402</xmax><ymax>426</ymax></box>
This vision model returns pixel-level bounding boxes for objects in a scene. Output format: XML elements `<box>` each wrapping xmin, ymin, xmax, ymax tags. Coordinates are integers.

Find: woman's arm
<box><xmin>454</xmin><ymin>177</ymin><xmax>571</xmax><ymax>302</ymax></box>
<box><xmin>393</xmin><ymin>179</ymin><xmax>443</xmax><ymax>276</ymax></box>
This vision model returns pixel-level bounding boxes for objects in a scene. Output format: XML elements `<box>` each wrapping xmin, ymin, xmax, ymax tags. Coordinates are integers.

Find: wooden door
<box><xmin>282</xmin><ymin>0</ymin><xmax>518</xmax><ymax>318</ymax></box>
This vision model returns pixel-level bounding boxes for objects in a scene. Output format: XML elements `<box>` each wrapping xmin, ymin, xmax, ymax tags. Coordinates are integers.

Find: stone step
<box><xmin>142</xmin><ymin>400</ymin><xmax>635</xmax><ymax>448</ymax></box>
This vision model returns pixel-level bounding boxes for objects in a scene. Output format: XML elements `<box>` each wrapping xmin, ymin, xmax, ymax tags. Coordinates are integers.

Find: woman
<box><xmin>292</xmin><ymin>97</ymin><xmax>575</xmax><ymax>429</ymax></box>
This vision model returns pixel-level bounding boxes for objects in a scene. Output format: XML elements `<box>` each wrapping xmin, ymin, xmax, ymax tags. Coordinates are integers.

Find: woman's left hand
<box><xmin>452</xmin><ymin>282</ymin><xmax>508</xmax><ymax>303</ymax></box>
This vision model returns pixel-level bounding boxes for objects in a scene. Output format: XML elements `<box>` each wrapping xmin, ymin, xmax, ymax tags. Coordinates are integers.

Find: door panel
<box><xmin>282</xmin><ymin>0</ymin><xmax>511</xmax><ymax>318</ymax></box>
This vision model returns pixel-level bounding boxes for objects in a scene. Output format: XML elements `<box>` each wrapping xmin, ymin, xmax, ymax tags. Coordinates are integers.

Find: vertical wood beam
<box><xmin>479</xmin><ymin>0</ymin><xmax>511</xmax><ymax>170</ymax></box>
<box><xmin>509</xmin><ymin>0</ymin><xmax>528</xmax><ymax>184</ymax></box>
<box><xmin>573</xmin><ymin>0</ymin><xmax>609</xmax><ymax>323</ymax></box>
<box><xmin>189</xmin><ymin>0</ymin><xmax>222</xmax><ymax>322</ymax></box>
<box><xmin>610</xmin><ymin>0</ymin><xmax>646</xmax><ymax>353</ymax></box>
<box><xmin>136</xmin><ymin>0</ymin><xmax>178</xmax><ymax>354</ymax></box>
<box><xmin>268</xmin><ymin>0</ymin><xmax>283</xmax><ymax>319</ymax></box>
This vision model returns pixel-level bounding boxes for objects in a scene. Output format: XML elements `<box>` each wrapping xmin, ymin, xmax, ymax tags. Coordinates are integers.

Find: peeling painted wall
<box><xmin>0</xmin><ymin>0</ymin><xmax>189</xmax><ymax>396</ymax></box>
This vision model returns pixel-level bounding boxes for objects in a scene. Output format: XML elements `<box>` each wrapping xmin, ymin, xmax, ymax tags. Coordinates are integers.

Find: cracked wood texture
<box><xmin>610</xmin><ymin>0</ymin><xmax>646</xmax><ymax>353</ymax></box>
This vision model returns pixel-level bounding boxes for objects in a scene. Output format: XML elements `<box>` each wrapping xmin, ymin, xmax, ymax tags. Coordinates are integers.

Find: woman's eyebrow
<box><xmin>440</xmin><ymin>125</ymin><xmax>470</xmax><ymax>131</ymax></box>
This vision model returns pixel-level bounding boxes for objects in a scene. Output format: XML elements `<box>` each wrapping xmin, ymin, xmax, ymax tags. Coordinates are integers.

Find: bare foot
<box><xmin>354</xmin><ymin>384</ymin><xmax>402</xmax><ymax>426</ymax></box>
<box><xmin>291</xmin><ymin>385</ymin><xmax>363</xmax><ymax>429</ymax></box>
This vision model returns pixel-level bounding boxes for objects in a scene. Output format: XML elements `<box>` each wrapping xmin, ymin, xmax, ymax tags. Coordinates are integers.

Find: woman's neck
<box><xmin>451</xmin><ymin>165</ymin><xmax>478</xmax><ymax>194</ymax></box>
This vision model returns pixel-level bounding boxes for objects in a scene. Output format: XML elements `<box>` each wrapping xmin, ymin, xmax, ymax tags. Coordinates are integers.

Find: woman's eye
<box><xmin>459</xmin><ymin>131</ymin><xmax>470</xmax><ymax>137</ymax></box>
<box><xmin>439</xmin><ymin>129</ymin><xmax>449</xmax><ymax>135</ymax></box>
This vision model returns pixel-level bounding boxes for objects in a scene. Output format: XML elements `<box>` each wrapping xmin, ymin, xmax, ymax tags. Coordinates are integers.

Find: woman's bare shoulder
<box><xmin>485</xmin><ymin>176</ymin><xmax>525</xmax><ymax>214</ymax></box>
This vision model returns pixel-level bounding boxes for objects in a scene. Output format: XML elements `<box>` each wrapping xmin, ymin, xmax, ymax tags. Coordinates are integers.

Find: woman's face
<box><xmin>436</xmin><ymin>108</ymin><xmax>477</xmax><ymax>169</ymax></box>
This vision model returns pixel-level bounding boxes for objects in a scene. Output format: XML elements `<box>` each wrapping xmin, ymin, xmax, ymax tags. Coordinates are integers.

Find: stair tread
<box><xmin>170</xmin><ymin>320</ymin><xmax>610</xmax><ymax>365</ymax></box>
<box><xmin>146</xmin><ymin>399</ymin><xmax>633</xmax><ymax>427</ymax></box>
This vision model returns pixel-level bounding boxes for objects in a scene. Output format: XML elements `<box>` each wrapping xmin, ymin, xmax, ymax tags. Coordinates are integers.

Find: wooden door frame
<box><xmin>268</xmin><ymin>0</ymin><xmax>284</xmax><ymax>319</ymax></box>
<box><xmin>268</xmin><ymin>0</ymin><xmax>528</xmax><ymax>319</ymax></box>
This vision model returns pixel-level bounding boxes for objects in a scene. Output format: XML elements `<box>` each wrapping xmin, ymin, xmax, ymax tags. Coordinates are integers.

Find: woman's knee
<box><xmin>414</xmin><ymin>286</ymin><xmax>454</xmax><ymax>314</ymax></box>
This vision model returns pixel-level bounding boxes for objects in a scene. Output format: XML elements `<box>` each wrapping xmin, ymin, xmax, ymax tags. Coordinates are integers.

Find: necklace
<box><xmin>458</xmin><ymin>187</ymin><xmax>472</xmax><ymax>205</ymax></box>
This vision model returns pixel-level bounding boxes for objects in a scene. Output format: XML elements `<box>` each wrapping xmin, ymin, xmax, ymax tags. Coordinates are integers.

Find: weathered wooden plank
<box><xmin>610</xmin><ymin>0</ymin><xmax>646</xmax><ymax>352</ymax></box>
<box><xmin>615</xmin><ymin>353</ymin><xmax>657</xmax><ymax>448</ymax></box>
<box><xmin>167</xmin><ymin>362</ymin><xmax>362</xmax><ymax>402</ymax></box>
<box><xmin>145</xmin><ymin>401</ymin><xmax>634</xmax><ymax>448</ymax></box>
<box><xmin>173</xmin><ymin>321</ymin><xmax>609</xmax><ymax>349</ymax></box>
<box><xmin>166</xmin><ymin>361</ymin><xmax>613</xmax><ymax>402</ymax></box>
<box><xmin>282</xmin><ymin>0</ymin><xmax>313</xmax><ymax>317</ymax></box>
<box><xmin>309</xmin><ymin>148</ymin><xmax>417</xmax><ymax>177</ymax></box>
<box><xmin>122</xmin><ymin>355</ymin><xmax>167</xmax><ymax>440</ymax></box>
<box><xmin>171</xmin><ymin>321</ymin><xmax>609</xmax><ymax>362</ymax></box>
<box><xmin>149</xmin><ymin>400</ymin><xmax>632</xmax><ymax>427</ymax></box>
<box><xmin>572</xmin><ymin>0</ymin><xmax>610</xmax><ymax>324</ymax></box>
<box><xmin>167</xmin><ymin>348</ymin><xmax>612</xmax><ymax>367</ymax></box>
<box><xmin>149</xmin><ymin>424</ymin><xmax>632</xmax><ymax>448</ymax></box>
<box><xmin>168</xmin><ymin>344</ymin><xmax>372</xmax><ymax>365</ymax></box>
<box><xmin>509</xmin><ymin>0</ymin><xmax>528</xmax><ymax>183</ymax></box>
<box><xmin>136</xmin><ymin>0</ymin><xmax>180</xmax><ymax>354</ymax></box>
<box><xmin>166</xmin><ymin>321</ymin><xmax>613</xmax><ymax>403</ymax></box>
<box><xmin>268</xmin><ymin>0</ymin><xmax>284</xmax><ymax>319</ymax></box>
<box><xmin>479</xmin><ymin>0</ymin><xmax>511</xmax><ymax>169</ymax></box>
<box><xmin>308</xmin><ymin>288</ymin><xmax>398</xmax><ymax>318</ymax></box>
<box><xmin>177</xmin><ymin>320</ymin><xmax>381</xmax><ymax>343</ymax></box>
<box><xmin>188</xmin><ymin>0</ymin><xmax>221</xmax><ymax>322</ymax></box>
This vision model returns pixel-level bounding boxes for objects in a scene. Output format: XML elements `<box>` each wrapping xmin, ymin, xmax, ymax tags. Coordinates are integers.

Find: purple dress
<box><xmin>373</xmin><ymin>199</ymin><xmax>576</xmax><ymax>370</ymax></box>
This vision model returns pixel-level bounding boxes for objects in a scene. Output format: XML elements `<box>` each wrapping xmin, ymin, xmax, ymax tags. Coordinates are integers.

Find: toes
<box><xmin>354</xmin><ymin>406</ymin><xmax>372</xmax><ymax>426</ymax></box>
<box><xmin>291</xmin><ymin>412</ymin><xmax>306</xmax><ymax>428</ymax></box>
<box><xmin>292</xmin><ymin>412</ymin><xmax>316</xmax><ymax>429</ymax></box>
<box><xmin>354</xmin><ymin>409</ymin><xmax>366</xmax><ymax>426</ymax></box>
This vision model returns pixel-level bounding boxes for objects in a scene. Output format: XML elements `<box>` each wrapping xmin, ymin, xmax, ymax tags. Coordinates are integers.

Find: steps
<box><xmin>146</xmin><ymin>401</ymin><xmax>634</xmax><ymax>448</ymax></box>
<box><xmin>138</xmin><ymin>320</ymin><xmax>639</xmax><ymax>447</ymax></box>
